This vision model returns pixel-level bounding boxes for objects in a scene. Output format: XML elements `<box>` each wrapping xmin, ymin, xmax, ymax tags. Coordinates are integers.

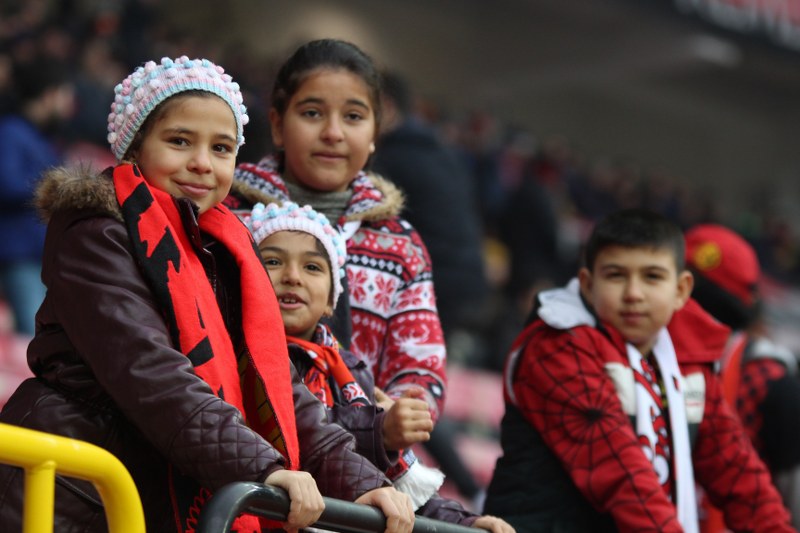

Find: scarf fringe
<box><xmin>392</xmin><ymin>460</ymin><xmax>445</xmax><ymax>511</ymax></box>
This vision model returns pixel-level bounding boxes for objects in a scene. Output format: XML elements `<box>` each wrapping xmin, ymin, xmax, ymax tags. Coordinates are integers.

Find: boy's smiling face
<box><xmin>260</xmin><ymin>230</ymin><xmax>333</xmax><ymax>341</ymax></box>
<box><xmin>579</xmin><ymin>245</ymin><xmax>693</xmax><ymax>355</ymax></box>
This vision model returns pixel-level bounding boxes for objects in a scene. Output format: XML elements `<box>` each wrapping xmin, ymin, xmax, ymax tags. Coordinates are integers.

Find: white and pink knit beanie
<box><xmin>246</xmin><ymin>202</ymin><xmax>347</xmax><ymax>307</ymax></box>
<box><xmin>107</xmin><ymin>56</ymin><xmax>249</xmax><ymax>160</ymax></box>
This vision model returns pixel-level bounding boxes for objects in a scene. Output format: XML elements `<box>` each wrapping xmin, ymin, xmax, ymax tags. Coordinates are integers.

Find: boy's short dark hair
<box><xmin>583</xmin><ymin>209</ymin><xmax>685</xmax><ymax>272</ymax></box>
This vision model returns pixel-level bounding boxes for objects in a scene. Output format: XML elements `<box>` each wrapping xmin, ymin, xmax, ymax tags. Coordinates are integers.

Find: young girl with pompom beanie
<box><xmin>0</xmin><ymin>56</ymin><xmax>413</xmax><ymax>533</ymax></box>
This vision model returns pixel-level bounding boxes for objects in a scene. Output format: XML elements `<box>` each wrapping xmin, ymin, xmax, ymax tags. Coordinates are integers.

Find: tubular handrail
<box><xmin>0</xmin><ymin>422</ymin><xmax>145</xmax><ymax>533</ymax></box>
<box><xmin>197</xmin><ymin>481</ymin><xmax>484</xmax><ymax>533</ymax></box>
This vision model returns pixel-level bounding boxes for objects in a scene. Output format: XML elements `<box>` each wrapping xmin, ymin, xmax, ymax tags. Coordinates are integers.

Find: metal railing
<box><xmin>197</xmin><ymin>481</ymin><xmax>483</xmax><ymax>533</ymax></box>
<box><xmin>0</xmin><ymin>422</ymin><xmax>145</xmax><ymax>533</ymax></box>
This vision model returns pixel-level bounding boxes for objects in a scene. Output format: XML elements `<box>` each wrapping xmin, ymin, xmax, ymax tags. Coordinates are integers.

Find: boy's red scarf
<box><xmin>288</xmin><ymin>326</ymin><xmax>416</xmax><ymax>483</ymax></box>
<box><xmin>286</xmin><ymin>331</ymin><xmax>369</xmax><ymax>408</ymax></box>
<box><xmin>113</xmin><ymin>164</ymin><xmax>299</xmax><ymax>532</ymax></box>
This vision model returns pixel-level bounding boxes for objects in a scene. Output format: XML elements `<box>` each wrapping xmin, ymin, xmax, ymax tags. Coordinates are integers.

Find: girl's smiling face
<box><xmin>133</xmin><ymin>94</ymin><xmax>237</xmax><ymax>214</ymax></box>
<box><xmin>260</xmin><ymin>230</ymin><xmax>334</xmax><ymax>341</ymax></box>
<box><xmin>270</xmin><ymin>68</ymin><xmax>376</xmax><ymax>192</ymax></box>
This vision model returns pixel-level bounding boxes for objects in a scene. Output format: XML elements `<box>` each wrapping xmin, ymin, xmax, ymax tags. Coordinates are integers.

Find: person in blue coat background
<box><xmin>0</xmin><ymin>54</ymin><xmax>74</xmax><ymax>336</ymax></box>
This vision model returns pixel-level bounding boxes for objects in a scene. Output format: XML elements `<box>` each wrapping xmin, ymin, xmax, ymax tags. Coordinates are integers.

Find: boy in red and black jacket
<box><xmin>485</xmin><ymin>209</ymin><xmax>794</xmax><ymax>533</ymax></box>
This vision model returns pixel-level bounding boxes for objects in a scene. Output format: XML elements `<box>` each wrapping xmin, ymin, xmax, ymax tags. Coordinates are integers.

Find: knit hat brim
<box><xmin>107</xmin><ymin>56</ymin><xmax>249</xmax><ymax>160</ymax></box>
<box><xmin>245</xmin><ymin>202</ymin><xmax>347</xmax><ymax>308</ymax></box>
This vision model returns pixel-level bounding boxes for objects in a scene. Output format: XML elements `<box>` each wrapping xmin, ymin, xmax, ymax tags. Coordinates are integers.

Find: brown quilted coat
<box><xmin>0</xmin><ymin>167</ymin><xmax>389</xmax><ymax>532</ymax></box>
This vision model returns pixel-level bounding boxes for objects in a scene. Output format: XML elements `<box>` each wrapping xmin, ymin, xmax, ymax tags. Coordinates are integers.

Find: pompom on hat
<box><xmin>685</xmin><ymin>224</ymin><xmax>760</xmax><ymax>307</ymax></box>
<box><xmin>107</xmin><ymin>56</ymin><xmax>249</xmax><ymax>160</ymax></box>
<box><xmin>246</xmin><ymin>202</ymin><xmax>347</xmax><ymax>307</ymax></box>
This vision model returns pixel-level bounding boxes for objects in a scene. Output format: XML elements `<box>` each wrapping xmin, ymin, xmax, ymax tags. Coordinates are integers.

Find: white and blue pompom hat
<box><xmin>107</xmin><ymin>56</ymin><xmax>249</xmax><ymax>160</ymax></box>
<box><xmin>247</xmin><ymin>202</ymin><xmax>347</xmax><ymax>307</ymax></box>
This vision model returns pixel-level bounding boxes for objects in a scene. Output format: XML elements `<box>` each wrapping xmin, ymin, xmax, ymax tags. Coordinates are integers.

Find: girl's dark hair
<box><xmin>271</xmin><ymin>39</ymin><xmax>382</xmax><ymax>128</ymax></box>
<box><xmin>583</xmin><ymin>209</ymin><xmax>685</xmax><ymax>272</ymax></box>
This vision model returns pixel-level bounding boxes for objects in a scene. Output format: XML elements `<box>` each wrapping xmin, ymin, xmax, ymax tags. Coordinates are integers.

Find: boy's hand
<box><xmin>374</xmin><ymin>386</ymin><xmax>394</xmax><ymax>411</ymax></box>
<box><xmin>379</xmin><ymin>386</ymin><xmax>433</xmax><ymax>451</ymax></box>
<box><xmin>355</xmin><ymin>486</ymin><xmax>414</xmax><ymax>533</ymax></box>
<box><xmin>473</xmin><ymin>515</ymin><xmax>517</xmax><ymax>533</ymax></box>
<box><xmin>264</xmin><ymin>470</ymin><xmax>325</xmax><ymax>532</ymax></box>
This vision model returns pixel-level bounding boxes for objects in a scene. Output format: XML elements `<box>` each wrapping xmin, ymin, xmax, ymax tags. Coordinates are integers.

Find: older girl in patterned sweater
<box><xmin>224</xmin><ymin>39</ymin><xmax>447</xmax><ymax>424</ymax></box>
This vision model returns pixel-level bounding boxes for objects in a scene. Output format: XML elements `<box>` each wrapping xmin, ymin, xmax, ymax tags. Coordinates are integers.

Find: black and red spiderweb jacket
<box><xmin>485</xmin><ymin>296</ymin><xmax>793</xmax><ymax>533</ymax></box>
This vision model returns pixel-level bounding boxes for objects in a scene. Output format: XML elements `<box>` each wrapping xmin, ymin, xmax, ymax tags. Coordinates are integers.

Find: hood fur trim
<box><xmin>362</xmin><ymin>172</ymin><xmax>405</xmax><ymax>221</ymax></box>
<box><xmin>230</xmin><ymin>170</ymin><xmax>405</xmax><ymax>223</ymax></box>
<box><xmin>35</xmin><ymin>165</ymin><xmax>121</xmax><ymax>223</ymax></box>
<box><xmin>229</xmin><ymin>178</ymin><xmax>280</xmax><ymax>210</ymax></box>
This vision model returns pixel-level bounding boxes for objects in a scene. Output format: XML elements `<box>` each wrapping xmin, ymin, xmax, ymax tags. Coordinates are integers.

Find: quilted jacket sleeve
<box><xmin>330</xmin><ymin>349</ymin><xmax>396</xmax><ymax>471</ymax></box>
<box><xmin>511</xmin><ymin>325</ymin><xmax>683</xmax><ymax>532</ymax></box>
<box><xmin>417</xmin><ymin>495</ymin><xmax>478</xmax><ymax>526</ymax></box>
<box><xmin>691</xmin><ymin>365</ymin><xmax>794</xmax><ymax>532</ymax></box>
<box><xmin>43</xmin><ymin>215</ymin><xmax>286</xmax><ymax>489</ymax></box>
<box><xmin>289</xmin><ymin>363</ymin><xmax>391</xmax><ymax>501</ymax></box>
<box><xmin>328</xmin><ymin>404</ymin><xmax>394</xmax><ymax>472</ymax></box>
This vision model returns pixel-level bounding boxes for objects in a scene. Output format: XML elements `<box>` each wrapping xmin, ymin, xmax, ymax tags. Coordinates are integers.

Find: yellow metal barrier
<box><xmin>0</xmin><ymin>422</ymin><xmax>145</xmax><ymax>533</ymax></box>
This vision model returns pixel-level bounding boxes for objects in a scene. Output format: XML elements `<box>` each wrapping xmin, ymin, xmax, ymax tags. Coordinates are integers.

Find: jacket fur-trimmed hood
<box><xmin>35</xmin><ymin>165</ymin><xmax>122</xmax><ymax>223</ymax></box>
<box><xmin>230</xmin><ymin>157</ymin><xmax>405</xmax><ymax>223</ymax></box>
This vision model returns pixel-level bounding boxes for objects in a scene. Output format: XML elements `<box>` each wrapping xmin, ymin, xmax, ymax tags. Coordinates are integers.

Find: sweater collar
<box><xmin>230</xmin><ymin>155</ymin><xmax>405</xmax><ymax>223</ymax></box>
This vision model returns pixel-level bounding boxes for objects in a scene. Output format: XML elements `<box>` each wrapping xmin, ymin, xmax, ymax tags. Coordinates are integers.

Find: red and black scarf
<box><xmin>288</xmin><ymin>325</ymin><xmax>418</xmax><ymax>483</ymax></box>
<box><xmin>286</xmin><ymin>326</ymin><xmax>369</xmax><ymax>408</ymax></box>
<box><xmin>113</xmin><ymin>164</ymin><xmax>299</xmax><ymax>532</ymax></box>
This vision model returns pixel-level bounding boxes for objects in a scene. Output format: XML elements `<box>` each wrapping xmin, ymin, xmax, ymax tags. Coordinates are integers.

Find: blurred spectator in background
<box><xmin>0</xmin><ymin>54</ymin><xmax>74</xmax><ymax>336</ymax></box>
<box><xmin>61</xmin><ymin>36</ymin><xmax>124</xmax><ymax>171</ymax></box>
<box><xmin>754</xmin><ymin>215</ymin><xmax>800</xmax><ymax>286</ymax></box>
<box><xmin>488</xmin><ymin>132</ymin><xmax>564</xmax><ymax>371</ymax></box>
<box><xmin>457</xmin><ymin>109</ymin><xmax>505</xmax><ymax>235</ymax></box>
<box><xmin>0</xmin><ymin>46</ymin><xmax>13</xmax><ymax>114</ymax></box>
<box><xmin>372</xmin><ymin>70</ymin><xmax>493</xmax><ymax>508</ymax></box>
<box><xmin>496</xmin><ymin>130</ymin><xmax>561</xmax><ymax>297</ymax></box>
<box><xmin>686</xmin><ymin>224</ymin><xmax>800</xmax><ymax>531</ymax></box>
<box><xmin>372</xmin><ymin>71</ymin><xmax>490</xmax><ymax>364</ymax></box>
<box><xmin>67</xmin><ymin>36</ymin><xmax>125</xmax><ymax>147</ymax></box>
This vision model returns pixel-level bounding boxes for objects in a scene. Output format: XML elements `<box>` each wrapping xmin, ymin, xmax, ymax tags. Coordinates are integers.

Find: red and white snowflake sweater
<box><xmin>225</xmin><ymin>156</ymin><xmax>446</xmax><ymax>419</ymax></box>
<box><xmin>485</xmin><ymin>280</ymin><xmax>793</xmax><ymax>533</ymax></box>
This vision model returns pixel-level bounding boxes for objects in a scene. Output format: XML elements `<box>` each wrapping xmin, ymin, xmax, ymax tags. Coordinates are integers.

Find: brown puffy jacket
<box><xmin>0</xmin><ymin>167</ymin><xmax>389</xmax><ymax>532</ymax></box>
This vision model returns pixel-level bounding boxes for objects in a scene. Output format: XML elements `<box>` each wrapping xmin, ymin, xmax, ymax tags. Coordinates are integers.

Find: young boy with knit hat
<box><xmin>246</xmin><ymin>201</ymin><xmax>514</xmax><ymax>533</ymax></box>
<box><xmin>0</xmin><ymin>56</ymin><xmax>414</xmax><ymax>533</ymax></box>
<box><xmin>686</xmin><ymin>224</ymin><xmax>800</xmax><ymax>531</ymax></box>
<box><xmin>485</xmin><ymin>209</ymin><xmax>794</xmax><ymax>532</ymax></box>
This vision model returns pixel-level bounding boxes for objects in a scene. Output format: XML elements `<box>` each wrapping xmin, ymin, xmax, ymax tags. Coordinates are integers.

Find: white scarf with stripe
<box><xmin>507</xmin><ymin>279</ymin><xmax>698</xmax><ymax>532</ymax></box>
